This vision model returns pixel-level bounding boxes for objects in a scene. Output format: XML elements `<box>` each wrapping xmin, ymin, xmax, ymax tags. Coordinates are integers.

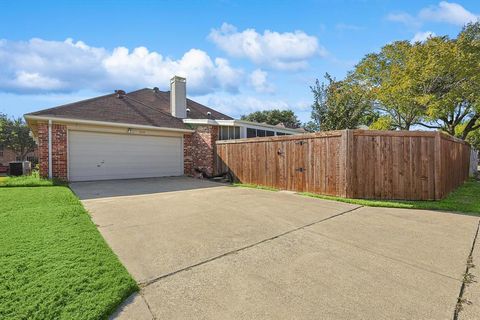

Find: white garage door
<box><xmin>69</xmin><ymin>131</ymin><xmax>183</xmax><ymax>181</ymax></box>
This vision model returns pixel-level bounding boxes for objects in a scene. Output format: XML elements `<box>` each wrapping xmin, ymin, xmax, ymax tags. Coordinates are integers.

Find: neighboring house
<box><xmin>0</xmin><ymin>144</ymin><xmax>38</xmax><ymax>166</ymax></box>
<box><xmin>25</xmin><ymin>76</ymin><xmax>301</xmax><ymax>182</ymax></box>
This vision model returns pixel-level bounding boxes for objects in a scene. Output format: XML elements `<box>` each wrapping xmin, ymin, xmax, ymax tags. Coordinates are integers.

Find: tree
<box><xmin>352</xmin><ymin>22</ymin><xmax>480</xmax><ymax>137</ymax></box>
<box><xmin>241</xmin><ymin>109</ymin><xmax>301</xmax><ymax>128</ymax></box>
<box><xmin>307</xmin><ymin>74</ymin><xmax>375</xmax><ymax>131</ymax></box>
<box><xmin>418</xmin><ymin>23</ymin><xmax>480</xmax><ymax>139</ymax></box>
<box><xmin>0</xmin><ymin>114</ymin><xmax>36</xmax><ymax>161</ymax></box>
<box><xmin>352</xmin><ymin>41</ymin><xmax>426</xmax><ymax>130</ymax></box>
<box><xmin>466</xmin><ymin>129</ymin><xmax>480</xmax><ymax>152</ymax></box>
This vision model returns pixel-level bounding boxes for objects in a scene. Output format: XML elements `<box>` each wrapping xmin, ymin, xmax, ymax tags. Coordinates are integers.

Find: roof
<box><xmin>26</xmin><ymin>88</ymin><xmax>233</xmax><ymax>129</ymax></box>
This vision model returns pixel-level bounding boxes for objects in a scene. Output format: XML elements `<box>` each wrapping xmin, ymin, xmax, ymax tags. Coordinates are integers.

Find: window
<box><xmin>219</xmin><ymin>126</ymin><xmax>240</xmax><ymax>140</ymax></box>
<box><xmin>247</xmin><ymin>128</ymin><xmax>256</xmax><ymax>138</ymax></box>
<box><xmin>220</xmin><ymin>126</ymin><xmax>228</xmax><ymax>140</ymax></box>
<box><xmin>0</xmin><ymin>144</ymin><xmax>3</xmax><ymax>157</ymax></box>
<box><xmin>245</xmin><ymin>127</ymin><xmax>291</xmax><ymax>138</ymax></box>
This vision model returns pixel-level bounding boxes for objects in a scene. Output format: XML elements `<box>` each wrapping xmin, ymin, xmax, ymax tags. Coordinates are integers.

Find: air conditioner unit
<box><xmin>9</xmin><ymin>161</ymin><xmax>32</xmax><ymax>176</ymax></box>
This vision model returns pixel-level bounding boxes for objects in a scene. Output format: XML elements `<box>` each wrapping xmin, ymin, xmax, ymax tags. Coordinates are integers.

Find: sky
<box><xmin>0</xmin><ymin>0</ymin><xmax>479</xmax><ymax>123</ymax></box>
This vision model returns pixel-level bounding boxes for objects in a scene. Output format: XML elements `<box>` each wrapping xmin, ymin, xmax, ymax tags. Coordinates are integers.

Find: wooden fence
<box><xmin>215</xmin><ymin>130</ymin><xmax>471</xmax><ymax>200</ymax></box>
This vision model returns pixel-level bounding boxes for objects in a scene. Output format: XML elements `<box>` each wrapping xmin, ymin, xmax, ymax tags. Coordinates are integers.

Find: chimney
<box><xmin>170</xmin><ymin>76</ymin><xmax>187</xmax><ymax>118</ymax></box>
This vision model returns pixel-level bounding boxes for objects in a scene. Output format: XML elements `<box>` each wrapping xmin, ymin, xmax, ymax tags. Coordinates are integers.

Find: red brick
<box><xmin>37</xmin><ymin>122</ymin><xmax>68</xmax><ymax>180</ymax></box>
<box><xmin>186</xmin><ymin>125</ymin><xmax>218</xmax><ymax>177</ymax></box>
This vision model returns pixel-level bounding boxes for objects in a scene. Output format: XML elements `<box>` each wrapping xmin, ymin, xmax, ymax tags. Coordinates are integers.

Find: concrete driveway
<box><xmin>71</xmin><ymin>177</ymin><xmax>480</xmax><ymax>320</ymax></box>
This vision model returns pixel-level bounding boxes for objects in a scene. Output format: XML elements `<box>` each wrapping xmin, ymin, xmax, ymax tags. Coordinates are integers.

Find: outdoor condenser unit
<box><xmin>9</xmin><ymin>161</ymin><xmax>32</xmax><ymax>176</ymax></box>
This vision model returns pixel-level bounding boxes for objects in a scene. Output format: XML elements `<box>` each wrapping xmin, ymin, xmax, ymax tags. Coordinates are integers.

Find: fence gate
<box><xmin>285</xmin><ymin>139</ymin><xmax>308</xmax><ymax>192</ymax></box>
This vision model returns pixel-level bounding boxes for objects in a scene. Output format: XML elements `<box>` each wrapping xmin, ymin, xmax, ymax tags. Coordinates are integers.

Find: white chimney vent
<box><xmin>170</xmin><ymin>76</ymin><xmax>187</xmax><ymax>118</ymax></box>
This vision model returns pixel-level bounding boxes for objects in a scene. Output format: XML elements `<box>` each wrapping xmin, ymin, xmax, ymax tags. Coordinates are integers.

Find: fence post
<box><xmin>433</xmin><ymin>132</ymin><xmax>442</xmax><ymax>200</ymax></box>
<box><xmin>343</xmin><ymin>129</ymin><xmax>354</xmax><ymax>198</ymax></box>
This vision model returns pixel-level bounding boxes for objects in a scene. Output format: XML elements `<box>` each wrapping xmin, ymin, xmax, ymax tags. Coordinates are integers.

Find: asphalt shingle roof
<box><xmin>27</xmin><ymin>88</ymin><xmax>233</xmax><ymax>129</ymax></box>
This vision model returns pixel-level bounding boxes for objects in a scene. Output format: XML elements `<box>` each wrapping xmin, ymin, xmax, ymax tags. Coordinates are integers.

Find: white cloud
<box><xmin>249</xmin><ymin>69</ymin><xmax>274</xmax><ymax>93</ymax></box>
<box><xmin>0</xmin><ymin>38</ymin><xmax>243</xmax><ymax>94</ymax></box>
<box><xmin>411</xmin><ymin>31</ymin><xmax>436</xmax><ymax>43</ymax></box>
<box><xmin>208</xmin><ymin>23</ymin><xmax>326</xmax><ymax>71</ymax></box>
<box><xmin>386</xmin><ymin>13</ymin><xmax>422</xmax><ymax>28</ymax></box>
<box><xmin>387</xmin><ymin>2</ymin><xmax>479</xmax><ymax>28</ymax></box>
<box><xmin>419</xmin><ymin>1</ymin><xmax>479</xmax><ymax>25</ymax></box>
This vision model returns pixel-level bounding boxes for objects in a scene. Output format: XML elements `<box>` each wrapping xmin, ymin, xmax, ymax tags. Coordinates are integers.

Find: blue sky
<box><xmin>0</xmin><ymin>0</ymin><xmax>479</xmax><ymax>122</ymax></box>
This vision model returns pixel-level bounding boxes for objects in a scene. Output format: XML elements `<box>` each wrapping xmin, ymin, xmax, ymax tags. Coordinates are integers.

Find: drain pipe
<box><xmin>48</xmin><ymin>119</ymin><xmax>52</xmax><ymax>179</ymax></box>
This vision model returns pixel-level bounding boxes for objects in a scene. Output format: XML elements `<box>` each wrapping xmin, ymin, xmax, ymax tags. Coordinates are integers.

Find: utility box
<box><xmin>9</xmin><ymin>161</ymin><xmax>32</xmax><ymax>176</ymax></box>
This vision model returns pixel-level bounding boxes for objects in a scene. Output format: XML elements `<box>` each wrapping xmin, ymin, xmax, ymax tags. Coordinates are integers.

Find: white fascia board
<box><xmin>24</xmin><ymin>115</ymin><xmax>195</xmax><ymax>133</ymax></box>
<box><xmin>182</xmin><ymin>118</ymin><xmax>219</xmax><ymax>125</ymax></box>
<box><xmin>233</xmin><ymin>120</ymin><xmax>302</xmax><ymax>134</ymax></box>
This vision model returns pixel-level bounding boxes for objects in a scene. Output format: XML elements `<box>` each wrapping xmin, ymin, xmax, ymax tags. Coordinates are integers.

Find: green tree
<box><xmin>466</xmin><ymin>129</ymin><xmax>480</xmax><ymax>151</ymax></box>
<box><xmin>418</xmin><ymin>23</ymin><xmax>480</xmax><ymax>139</ymax></box>
<box><xmin>352</xmin><ymin>41</ymin><xmax>426</xmax><ymax>130</ymax></box>
<box><xmin>352</xmin><ymin>22</ymin><xmax>480</xmax><ymax>137</ymax></box>
<box><xmin>0</xmin><ymin>114</ymin><xmax>36</xmax><ymax>160</ymax></box>
<box><xmin>369</xmin><ymin>116</ymin><xmax>395</xmax><ymax>130</ymax></box>
<box><xmin>307</xmin><ymin>74</ymin><xmax>374</xmax><ymax>131</ymax></box>
<box><xmin>241</xmin><ymin>109</ymin><xmax>301</xmax><ymax>128</ymax></box>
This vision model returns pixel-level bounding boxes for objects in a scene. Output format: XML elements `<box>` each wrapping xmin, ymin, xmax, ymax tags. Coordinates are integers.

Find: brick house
<box><xmin>25</xmin><ymin>76</ymin><xmax>300</xmax><ymax>182</ymax></box>
<box><xmin>0</xmin><ymin>144</ymin><xmax>38</xmax><ymax>166</ymax></box>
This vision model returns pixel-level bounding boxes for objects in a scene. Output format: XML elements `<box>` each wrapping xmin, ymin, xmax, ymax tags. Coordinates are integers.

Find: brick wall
<box><xmin>38</xmin><ymin>122</ymin><xmax>49</xmax><ymax>178</ymax></box>
<box><xmin>37</xmin><ymin>122</ymin><xmax>68</xmax><ymax>180</ymax></box>
<box><xmin>183</xmin><ymin>133</ymin><xmax>193</xmax><ymax>175</ymax></box>
<box><xmin>186</xmin><ymin>125</ymin><xmax>218</xmax><ymax>177</ymax></box>
<box><xmin>0</xmin><ymin>149</ymin><xmax>17</xmax><ymax>165</ymax></box>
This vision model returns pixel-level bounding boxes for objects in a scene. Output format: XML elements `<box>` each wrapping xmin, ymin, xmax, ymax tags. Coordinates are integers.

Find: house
<box><xmin>25</xmin><ymin>76</ymin><xmax>301</xmax><ymax>182</ymax></box>
<box><xmin>0</xmin><ymin>144</ymin><xmax>38</xmax><ymax>166</ymax></box>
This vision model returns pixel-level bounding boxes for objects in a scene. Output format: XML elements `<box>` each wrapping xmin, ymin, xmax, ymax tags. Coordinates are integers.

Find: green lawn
<box><xmin>235</xmin><ymin>179</ymin><xmax>480</xmax><ymax>216</ymax></box>
<box><xmin>0</xmin><ymin>179</ymin><xmax>137</xmax><ymax>319</ymax></box>
<box><xmin>0</xmin><ymin>174</ymin><xmax>56</xmax><ymax>187</ymax></box>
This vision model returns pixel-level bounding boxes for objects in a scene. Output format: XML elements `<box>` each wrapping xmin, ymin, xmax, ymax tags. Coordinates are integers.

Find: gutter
<box><xmin>48</xmin><ymin>119</ymin><xmax>52</xmax><ymax>179</ymax></box>
<box><xmin>24</xmin><ymin>115</ymin><xmax>195</xmax><ymax>133</ymax></box>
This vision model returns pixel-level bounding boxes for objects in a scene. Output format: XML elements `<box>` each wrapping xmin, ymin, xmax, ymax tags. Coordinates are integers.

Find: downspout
<box><xmin>48</xmin><ymin>120</ymin><xmax>52</xmax><ymax>179</ymax></box>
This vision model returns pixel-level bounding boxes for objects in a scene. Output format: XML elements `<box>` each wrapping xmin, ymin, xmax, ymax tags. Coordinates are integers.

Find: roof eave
<box><xmin>24</xmin><ymin>115</ymin><xmax>195</xmax><ymax>133</ymax></box>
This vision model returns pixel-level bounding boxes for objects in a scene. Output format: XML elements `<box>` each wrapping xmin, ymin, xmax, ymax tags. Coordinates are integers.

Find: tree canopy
<box><xmin>306</xmin><ymin>74</ymin><xmax>375</xmax><ymax>131</ymax></box>
<box><xmin>307</xmin><ymin>22</ymin><xmax>480</xmax><ymax>144</ymax></box>
<box><xmin>0</xmin><ymin>114</ymin><xmax>36</xmax><ymax>160</ymax></box>
<box><xmin>241</xmin><ymin>109</ymin><xmax>301</xmax><ymax>128</ymax></box>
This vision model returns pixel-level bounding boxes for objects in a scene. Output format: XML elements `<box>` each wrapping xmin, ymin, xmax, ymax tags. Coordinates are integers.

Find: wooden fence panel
<box><xmin>215</xmin><ymin>130</ymin><xmax>470</xmax><ymax>200</ymax></box>
<box><xmin>439</xmin><ymin>135</ymin><xmax>471</xmax><ymax>198</ymax></box>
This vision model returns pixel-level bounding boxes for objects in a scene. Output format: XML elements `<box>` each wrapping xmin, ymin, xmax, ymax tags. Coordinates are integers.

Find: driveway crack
<box><xmin>453</xmin><ymin>219</ymin><xmax>480</xmax><ymax>320</ymax></box>
<box><xmin>305</xmin><ymin>228</ymin><xmax>461</xmax><ymax>282</ymax></box>
<box><xmin>139</xmin><ymin>205</ymin><xmax>363</xmax><ymax>288</ymax></box>
<box><xmin>139</xmin><ymin>290</ymin><xmax>157</xmax><ymax>320</ymax></box>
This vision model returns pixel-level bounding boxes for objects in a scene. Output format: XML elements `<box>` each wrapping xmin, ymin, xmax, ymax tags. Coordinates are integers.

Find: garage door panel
<box><xmin>69</xmin><ymin>131</ymin><xmax>183</xmax><ymax>181</ymax></box>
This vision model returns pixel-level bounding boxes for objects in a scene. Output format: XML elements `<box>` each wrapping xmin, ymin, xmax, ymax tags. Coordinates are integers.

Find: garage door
<box><xmin>69</xmin><ymin>131</ymin><xmax>183</xmax><ymax>181</ymax></box>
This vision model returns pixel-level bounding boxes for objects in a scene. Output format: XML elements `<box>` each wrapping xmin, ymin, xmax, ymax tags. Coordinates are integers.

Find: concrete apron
<box><xmin>71</xmin><ymin>177</ymin><xmax>480</xmax><ymax>320</ymax></box>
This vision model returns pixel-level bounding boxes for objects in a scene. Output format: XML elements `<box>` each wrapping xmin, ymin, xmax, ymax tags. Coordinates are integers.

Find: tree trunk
<box><xmin>461</xmin><ymin>114</ymin><xmax>480</xmax><ymax>140</ymax></box>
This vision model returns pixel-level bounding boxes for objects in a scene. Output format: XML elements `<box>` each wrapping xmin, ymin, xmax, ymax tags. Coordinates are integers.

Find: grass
<box><xmin>0</xmin><ymin>183</ymin><xmax>137</xmax><ymax>319</ymax></box>
<box><xmin>235</xmin><ymin>179</ymin><xmax>480</xmax><ymax>216</ymax></box>
<box><xmin>233</xmin><ymin>182</ymin><xmax>279</xmax><ymax>192</ymax></box>
<box><xmin>0</xmin><ymin>174</ymin><xmax>56</xmax><ymax>187</ymax></box>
